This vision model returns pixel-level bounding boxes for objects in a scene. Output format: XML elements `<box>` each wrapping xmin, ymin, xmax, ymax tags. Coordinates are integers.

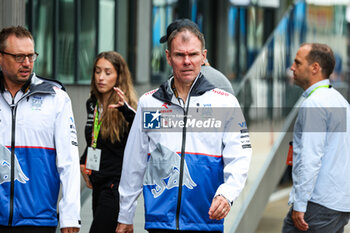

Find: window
<box><xmin>151</xmin><ymin>0</ymin><xmax>178</xmax><ymax>84</ymax></box>
<box><xmin>98</xmin><ymin>0</ymin><xmax>115</xmax><ymax>53</ymax></box>
<box><xmin>26</xmin><ymin>0</ymin><xmax>54</xmax><ymax>79</ymax></box>
<box><xmin>79</xmin><ymin>0</ymin><xmax>97</xmax><ymax>84</ymax></box>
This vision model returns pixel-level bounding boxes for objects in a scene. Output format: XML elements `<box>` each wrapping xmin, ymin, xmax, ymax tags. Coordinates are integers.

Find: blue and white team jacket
<box><xmin>0</xmin><ymin>73</ymin><xmax>81</xmax><ymax>228</ymax></box>
<box><xmin>118</xmin><ymin>74</ymin><xmax>252</xmax><ymax>232</ymax></box>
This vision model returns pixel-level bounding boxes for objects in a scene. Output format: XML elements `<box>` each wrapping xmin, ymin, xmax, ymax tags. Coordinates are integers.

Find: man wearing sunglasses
<box><xmin>0</xmin><ymin>26</ymin><xmax>81</xmax><ymax>233</ymax></box>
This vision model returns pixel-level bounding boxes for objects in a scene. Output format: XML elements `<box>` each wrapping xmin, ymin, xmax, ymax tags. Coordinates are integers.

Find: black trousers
<box><xmin>0</xmin><ymin>226</ymin><xmax>56</xmax><ymax>233</ymax></box>
<box><xmin>89</xmin><ymin>180</ymin><xmax>120</xmax><ymax>233</ymax></box>
<box><xmin>148</xmin><ymin>229</ymin><xmax>222</xmax><ymax>233</ymax></box>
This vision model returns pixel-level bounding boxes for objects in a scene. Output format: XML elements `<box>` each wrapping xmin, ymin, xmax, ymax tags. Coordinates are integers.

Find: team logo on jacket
<box><xmin>144</xmin><ymin>143</ymin><xmax>197</xmax><ymax>198</ymax></box>
<box><xmin>0</xmin><ymin>144</ymin><xmax>29</xmax><ymax>184</ymax></box>
<box><xmin>31</xmin><ymin>96</ymin><xmax>43</xmax><ymax>111</ymax></box>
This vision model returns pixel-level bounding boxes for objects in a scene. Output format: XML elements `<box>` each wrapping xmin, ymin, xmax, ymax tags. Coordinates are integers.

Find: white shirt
<box><xmin>289</xmin><ymin>79</ymin><xmax>350</xmax><ymax>212</ymax></box>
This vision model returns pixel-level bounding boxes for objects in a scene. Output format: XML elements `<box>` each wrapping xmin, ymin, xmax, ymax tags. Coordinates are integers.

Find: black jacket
<box><xmin>80</xmin><ymin>95</ymin><xmax>135</xmax><ymax>185</ymax></box>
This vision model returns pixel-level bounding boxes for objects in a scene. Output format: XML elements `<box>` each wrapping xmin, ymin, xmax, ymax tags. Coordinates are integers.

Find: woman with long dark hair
<box><xmin>80</xmin><ymin>51</ymin><xmax>137</xmax><ymax>233</ymax></box>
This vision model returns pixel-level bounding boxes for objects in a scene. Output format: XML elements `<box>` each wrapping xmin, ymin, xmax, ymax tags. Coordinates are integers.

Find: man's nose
<box><xmin>184</xmin><ymin>55</ymin><xmax>191</xmax><ymax>64</ymax></box>
<box><xmin>22</xmin><ymin>56</ymin><xmax>31</xmax><ymax>66</ymax></box>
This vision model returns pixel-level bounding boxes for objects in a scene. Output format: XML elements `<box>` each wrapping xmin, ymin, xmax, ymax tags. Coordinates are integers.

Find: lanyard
<box><xmin>91</xmin><ymin>101</ymin><xmax>102</xmax><ymax>148</ymax></box>
<box><xmin>307</xmin><ymin>85</ymin><xmax>330</xmax><ymax>97</ymax></box>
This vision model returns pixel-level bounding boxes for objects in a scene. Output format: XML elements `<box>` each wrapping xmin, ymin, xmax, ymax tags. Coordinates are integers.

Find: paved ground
<box><xmin>77</xmin><ymin>187</ymin><xmax>350</xmax><ymax>233</ymax></box>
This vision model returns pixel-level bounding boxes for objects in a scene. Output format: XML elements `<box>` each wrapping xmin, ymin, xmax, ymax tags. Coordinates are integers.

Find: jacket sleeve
<box><xmin>214</xmin><ymin>97</ymin><xmax>252</xmax><ymax>204</ymax></box>
<box><xmin>54</xmin><ymin>90</ymin><xmax>81</xmax><ymax>228</ymax></box>
<box><xmin>117</xmin><ymin>101</ymin><xmax>136</xmax><ymax>124</ymax></box>
<box><xmin>118</xmin><ymin>100</ymin><xmax>149</xmax><ymax>224</ymax></box>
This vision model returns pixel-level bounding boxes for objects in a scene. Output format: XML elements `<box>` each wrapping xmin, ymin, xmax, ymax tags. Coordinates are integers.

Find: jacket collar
<box><xmin>152</xmin><ymin>72</ymin><xmax>215</xmax><ymax>103</ymax></box>
<box><xmin>21</xmin><ymin>73</ymin><xmax>33</xmax><ymax>93</ymax></box>
<box><xmin>0</xmin><ymin>71</ymin><xmax>62</xmax><ymax>95</ymax></box>
<box><xmin>29</xmin><ymin>74</ymin><xmax>62</xmax><ymax>95</ymax></box>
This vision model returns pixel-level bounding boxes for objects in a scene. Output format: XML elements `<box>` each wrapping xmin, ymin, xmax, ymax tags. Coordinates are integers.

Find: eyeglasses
<box><xmin>0</xmin><ymin>51</ymin><xmax>39</xmax><ymax>63</ymax></box>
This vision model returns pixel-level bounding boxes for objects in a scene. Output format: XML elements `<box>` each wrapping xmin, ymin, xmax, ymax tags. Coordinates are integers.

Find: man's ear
<box><xmin>165</xmin><ymin>49</ymin><xmax>172</xmax><ymax>66</ymax></box>
<box><xmin>202</xmin><ymin>49</ymin><xmax>207</xmax><ymax>64</ymax></box>
<box><xmin>311</xmin><ymin>62</ymin><xmax>321</xmax><ymax>75</ymax></box>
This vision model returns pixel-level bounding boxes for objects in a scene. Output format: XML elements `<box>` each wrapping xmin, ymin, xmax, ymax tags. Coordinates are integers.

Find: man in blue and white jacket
<box><xmin>116</xmin><ymin>19</ymin><xmax>252</xmax><ymax>233</ymax></box>
<box><xmin>0</xmin><ymin>26</ymin><xmax>80</xmax><ymax>233</ymax></box>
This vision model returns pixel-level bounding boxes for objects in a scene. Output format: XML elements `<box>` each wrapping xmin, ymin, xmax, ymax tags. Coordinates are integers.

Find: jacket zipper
<box><xmin>8</xmin><ymin>99</ymin><xmax>17</xmax><ymax>226</ymax></box>
<box><xmin>175</xmin><ymin>96</ymin><xmax>191</xmax><ymax>230</ymax></box>
<box><xmin>2</xmin><ymin>86</ymin><xmax>54</xmax><ymax>226</ymax></box>
<box><xmin>6</xmin><ymin>91</ymin><xmax>38</xmax><ymax>226</ymax></box>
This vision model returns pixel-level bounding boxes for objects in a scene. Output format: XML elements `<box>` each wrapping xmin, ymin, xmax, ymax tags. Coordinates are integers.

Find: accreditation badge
<box><xmin>86</xmin><ymin>147</ymin><xmax>101</xmax><ymax>171</ymax></box>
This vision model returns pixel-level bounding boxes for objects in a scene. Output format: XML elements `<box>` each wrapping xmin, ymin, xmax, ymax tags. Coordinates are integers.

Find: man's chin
<box><xmin>180</xmin><ymin>75</ymin><xmax>196</xmax><ymax>83</ymax></box>
<box><xmin>16</xmin><ymin>76</ymin><xmax>31</xmax><ymax>84</ymax></box>
<box><xmin>292</xmin><ymin>77</ymin><xmax>299</xmax><ymax>85</ymax></box>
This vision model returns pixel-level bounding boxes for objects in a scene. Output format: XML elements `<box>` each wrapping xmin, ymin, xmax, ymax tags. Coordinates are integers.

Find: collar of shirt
<box><xmin>302</xmin><ymin>79</ymin><xmax>330</xmax><ymax>98</ymax></box>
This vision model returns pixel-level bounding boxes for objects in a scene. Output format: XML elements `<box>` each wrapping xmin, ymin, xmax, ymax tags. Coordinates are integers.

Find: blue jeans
<box><xmin>282</xmin><ymin>202</ymin><xmax>350</xmax><ymax>233</ymax></box>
